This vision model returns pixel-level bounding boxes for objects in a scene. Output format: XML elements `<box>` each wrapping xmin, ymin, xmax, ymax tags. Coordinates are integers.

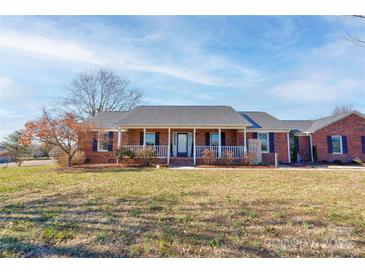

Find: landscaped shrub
<box><xmin>240</xmin><ymin>152</ymin><xmax>256</xmax><ymax>166</ymax></box>
<box><xmin>56</xmin><ymin>151</ymin><xmax>85</xmax><ymax>166</ymax></box>
<box><xmin>202</xmin><ymin>149</ymin><xmax>215</xmax><ymax>165</ymax></box>
<box><xmin>222</xmin><ymin>150</ymin><xmax>234</xmax><ymax>166</ymax></box>
<box><xmin>135</xmin><ymin>147</ymin><xmax>156</xmax><ymax>166</ymax></box>
<box><xmin>114</xmin><ymin>147</ymin><xmax>135</xmax><ymax>165</ymax></box>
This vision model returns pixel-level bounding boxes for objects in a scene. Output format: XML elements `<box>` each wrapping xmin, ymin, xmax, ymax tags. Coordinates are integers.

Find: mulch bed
<box><xmin>196</xmin><ymin>165</ymin><xmax>274</xmax><ymax>168</ymax></box>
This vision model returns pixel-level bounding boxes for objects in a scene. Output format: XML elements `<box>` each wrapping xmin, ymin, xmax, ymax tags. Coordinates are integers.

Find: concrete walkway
<box><xmin>170</xmin><ymin>165</ymin><xmax>365</xmax><ymax>171</ymax></box>
<box><xmin>0</xmin><ymin>159</ymin><xmax>56</xmax><ymax>168</ymax></box>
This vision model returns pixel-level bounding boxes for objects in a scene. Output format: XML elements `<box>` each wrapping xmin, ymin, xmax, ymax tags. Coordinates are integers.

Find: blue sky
<box><xmin>0</xmin><ymin>16</ymin><xmax>364</xmax><ymax>140</ymax></box>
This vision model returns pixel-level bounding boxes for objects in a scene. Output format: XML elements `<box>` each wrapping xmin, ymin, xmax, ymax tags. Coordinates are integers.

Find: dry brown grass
<box><xmin>0</xmin><ymin>166</ymin><xmax>364</xmax><ymax>257</ymax></box>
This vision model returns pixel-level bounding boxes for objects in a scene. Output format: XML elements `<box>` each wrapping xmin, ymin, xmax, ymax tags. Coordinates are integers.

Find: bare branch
<box><xmin>61</xmin><ymin>68</ymin><xmax>143</xmax><ymax>120</ymax></box>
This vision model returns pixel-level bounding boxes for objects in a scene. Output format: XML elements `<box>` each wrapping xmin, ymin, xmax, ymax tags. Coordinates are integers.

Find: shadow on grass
<box><xmin>0</xmin><ymin>236</ymin><xmax>122</xmax><ymax>257</ymax></box>
<box><xmin>0</xmin><ymin>193</ymin><xmax>353</xmax><ymax>258</ymax></box>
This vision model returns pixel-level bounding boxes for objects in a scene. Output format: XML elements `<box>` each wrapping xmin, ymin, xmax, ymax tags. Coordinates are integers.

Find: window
<box><xmin>145</xmin><ymin>132</ymin><xmax>156</xmax><ymax>145</ymax></box>
<box><xmin>257</xmin><ymin>132</ymin><xmax>269</xmax><ymax>153</ymax></box>
<box><xmin>97</xmin><ymin>132</ymin><xmax>109</xmax><ymax>152</ymax></box>
<box><xmin>210</xmin><ymin>133</ymin><xmax>219</xmax><ymax>146</ymax></box>
<box><xmin>331</xmin><ymin>135</ymin><xmax>343</xmax><ymax>154</ymax></box>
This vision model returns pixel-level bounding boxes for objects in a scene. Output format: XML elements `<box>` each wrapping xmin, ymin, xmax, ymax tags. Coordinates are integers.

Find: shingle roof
<box><xmin>304</xmin><ymin>111</ymin><xmax>365</xmax><ymax>133</ymax></box>
<box><xmin>281</xmin><ymin>120</ymin><xmax>313</xmax><ymax>132</ymax></box>
<box><xmin>239</xmin><ymin>111</ymin><xmax>291</xmax><ymax>130</ymax></box>
<box><xmin>116</xmin><ymin>106</ymin><xmax>251</xmax><ymax>127</ymax></box>
<box><xmin>87</xmin><ymin>111</ymin><xmax>129</xmax><ymax>129</ymax></box>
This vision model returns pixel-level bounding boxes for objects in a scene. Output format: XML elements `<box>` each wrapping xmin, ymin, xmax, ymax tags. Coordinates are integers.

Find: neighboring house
<box><xmin>282</xmin><ymin>111</ymin><xmax>365</xmax><ymax>163</ymax></box>
<box><xmin>0</xmin><ymin>145</ymin><xmax>10</xmax><ymax>163</ymax></box>
<box><xmin>85</xmin><ymin>106</ymin><xmax>365</xmax><ymax>165</ymax></box>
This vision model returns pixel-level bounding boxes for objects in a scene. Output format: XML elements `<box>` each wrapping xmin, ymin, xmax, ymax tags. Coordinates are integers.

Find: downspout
<box><xmin>309</xmin><ymin>133</ymin><xmax>314</xmax><ymax>163</ymax></box>
<box><xmin>287</xmin><ymin>131</ymin><xmax>291</xmax><ymax>164</ymax></box>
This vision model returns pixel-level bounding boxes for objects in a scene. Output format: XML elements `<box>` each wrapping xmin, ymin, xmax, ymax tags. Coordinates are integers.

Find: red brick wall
<box><xmin>84</xmin><ymin>129</ymin><xmax>242</xmax><ymax>163</ymax></box>
<box><xmin>84</xmin><ymin>131</ymin><xmax>118</xmax><ymax>164</ymax></box>
<box><xmin>83</xmin><ymin>129</ymin><xmax>291</xmax><ymax>164</ymax></box>
<box><xmin>312</xmin><ymin>114</ymin><xmax>365</xmax><ymax>163</ymax></box>
<box><xmin>298</xmin><ymin>135</ymin><xmax>311</xmax><ymax>162</ymax></box>
<box><xmin>126</xmin><ymin>128</ymin><xmax>239</xmax><ymax>146</ymax></box>
<box><xmin>239</xmin><ymin>131</ymin><xmax>290</xmax><ymax>164</ymax></box>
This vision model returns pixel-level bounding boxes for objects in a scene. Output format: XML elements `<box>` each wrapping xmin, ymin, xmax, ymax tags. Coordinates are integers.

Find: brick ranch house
<box><xmin>84</xmin><ymin>106</ymin><xmax>365</xmax><ymax>165</ymax></box>
<box><xmin>282</xmin><ymin>111</ymin><xmax>365</xmax><ymax>163</ymax></box>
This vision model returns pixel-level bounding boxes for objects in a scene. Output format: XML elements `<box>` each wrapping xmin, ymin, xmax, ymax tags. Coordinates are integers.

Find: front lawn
<box><xmin>0</xmin><ymin>166</ymin><xmax>364</xmax><ymax>257</ymax></box>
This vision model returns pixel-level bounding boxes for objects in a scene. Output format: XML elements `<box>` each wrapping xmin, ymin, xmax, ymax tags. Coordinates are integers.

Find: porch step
<box><xmin>169</xmin><ymin>157</ymin><xmax>194</xmax><ymax>167</ymax></box>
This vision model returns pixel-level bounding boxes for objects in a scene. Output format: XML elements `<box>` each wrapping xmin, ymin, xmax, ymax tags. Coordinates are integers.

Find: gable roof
<box><xmin>116</xmin><ymin>106</ymin><xmax>251</xmax><ymax>128</ymax></box>
<box><xmin>239</xmin><ymin>111</ymin><xmax>291</xmax><ymax>131</ymax></box>
<box><xmin>281</xmin><ymin>120</ymin><xmax>313</xmax><ymax>132</ymax></box>
<box><xmin>303</xmin><ymin>111</ymin><xmax>365</xmax><ymax>133</ymax></box>
<box><xmin>88</xmin><ymin>111</ymin><xmax>129</xmax><ymax>129</ymax></box>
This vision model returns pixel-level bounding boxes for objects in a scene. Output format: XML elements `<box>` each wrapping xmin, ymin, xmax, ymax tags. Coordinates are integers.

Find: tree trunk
<box><xmin>67</xmin><ymin>155</ymin><xmax>72</xmax><ymax>168</ymax></box>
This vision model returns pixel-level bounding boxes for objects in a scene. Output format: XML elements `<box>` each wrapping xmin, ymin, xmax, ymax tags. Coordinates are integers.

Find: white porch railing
<box><xmin>121</xmin><ymin>145</ymin><xmax>169</xmax><ymax>158</ymax></box>
<box><xmin>221</xmin><ymin>146</ymin><xmax>245</xmax><ymax>158</ymax></box>
<box><xmin>196</xmin><ymin>146</ymin><xmax>245</xmax><ymax>158</ymax></box>
<box><xmin>122</xmin><ymin>145</ymin><xmax>245</xmax><ymax>158</ymax></box>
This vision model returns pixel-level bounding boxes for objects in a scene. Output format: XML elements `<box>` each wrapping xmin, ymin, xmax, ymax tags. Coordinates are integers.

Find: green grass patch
<box><xmin>0</xmin><ymin>166</ymin><xmax>364</xmax><ymax>257</ymax></box>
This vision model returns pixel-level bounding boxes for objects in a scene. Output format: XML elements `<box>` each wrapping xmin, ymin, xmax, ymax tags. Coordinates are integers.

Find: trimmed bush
<box><xmin>135</xmin><ymin>147</ymin><xmax>156</xmax><ymax>166</ymax></box>
<box><xmin>202</xmin><ymin>149</ymin><xmax>215</xmax><ymax>165</ymax></box>
<box><xmin>222</xmin><ymin>150</ymin><xmax>234</xmax><ymax>166</ymax></box>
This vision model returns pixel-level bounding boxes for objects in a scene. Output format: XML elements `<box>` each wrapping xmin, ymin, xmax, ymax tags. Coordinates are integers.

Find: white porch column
<box><xmin>117</xmin><ymin>128</ymin><xmax>122</xmax><ymax>149</ymax></box>
<box><xmin>167</xmin><ymin>128</ymin><xmax>171</xmax><ymax>166</ymax></box>
<box><xmin>243</xmin><ymin>128</ymin><xmax>247</xmax><ymax>154</ymax></box>
<box><xmin>218</xmin><ymin>128</ymin><xmax>222</xmax><ymax>158</ymax></box>
<box><xmin>143</xmin><ymin>128</ymin><xmax>146</xmax><ymax>148</ymax></box>
<box><xmin>193</xmin><ymin>128</ymin><xmax>196</xmax><ymax>166</ymax></box>
<box><xmin>309</xmin><ymin>134</ymin><xmax>314</xmax><ymax>163</ymax></box>
<box><xmin>287</xmin><ymin>132</ymin><xmax>291</xmax><ymax>163</ymax></box>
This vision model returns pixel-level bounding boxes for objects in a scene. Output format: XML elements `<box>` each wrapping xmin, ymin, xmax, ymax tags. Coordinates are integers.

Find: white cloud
<box><xmin>0</xmin><ymin>31</ymin><xmax>104</xmax><ymax>64</ymax></box>
<box><xmin>0</xmin><ymin>26</ymin><xmax>261</xmax><ymax>87</ymax></box>
<box><xmin>269</xmin><ymin>75</ymin><xmax>359</xmax><ymax>103</ymax></box>
<box><xmin>0</xmin><ymin>76</ymin><xmax>12</xmax><ymax>93</ymax></box>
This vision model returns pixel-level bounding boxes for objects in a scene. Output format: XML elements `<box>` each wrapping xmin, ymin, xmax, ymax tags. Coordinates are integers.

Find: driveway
<box><xmin>0</xmin><ymin>159</ymin><xmax>56</xmax><ymax>168</ymax></box>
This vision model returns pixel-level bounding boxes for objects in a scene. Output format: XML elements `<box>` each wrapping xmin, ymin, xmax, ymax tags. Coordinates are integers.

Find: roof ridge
<box><xmin>136</xmin><ymin>105</ymin><xmax>232</xmax><ymax>107</ymax></box>
<box><xmin>281</xmin><ymin>119</ymin><xmax>313</xmax><ymax>122</ymax></box>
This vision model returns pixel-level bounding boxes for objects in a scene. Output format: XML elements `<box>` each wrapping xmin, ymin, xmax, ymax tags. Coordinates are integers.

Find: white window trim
<box><xmin>97</xmin><ymin>131</ymin><xmax>109</xmax><ymax>152</ymax></box>
<box><xmin>331</xmin><ymin>135</ymin><xmax>343</xmax><ymax>155</ymax></box>
<box><xmin>210</xmin><ymin>132</ymin><xmax>219</xmax><ymax>147</ymax></box>
<box><xmin>257</xmin><ymin>132</ymin><xmax>270</xmax><ymax>153</ymax></box>
<box><xmin>145</xmin><ymin>132</ymin><xmax>156</xmax><ymax>146</ymax></box>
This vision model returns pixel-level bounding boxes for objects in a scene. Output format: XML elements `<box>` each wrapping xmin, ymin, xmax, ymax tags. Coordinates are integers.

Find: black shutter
<box><xmin>205</xmin><ymin>132</ymin><xmax>210</xmax><ymax>146</ymax></box>
<box><xmin>108</xmin><ymin>131</ymin><xmax>113</xmax><ymax>152</ymax></box>
<box><xmin>269</xmin><ymin>132</ymin><xmax>275</xmax><ymax>153</ymax></box>
<box><xmin>155</xmin><ymin>132</ymin><xmax>160</xmax><ymax>145</ymax></box>
<box><xmin>294</xmin><ymin>136</ymin><xmax>299</xmax><ymax>153</ymax></box>
<box><xmin>140</xmin><ymin>132</ymin><xmax>144</xmax><ymax>145</ymax></box>
<box><xmin>327</xmin><ymin>136</ymin><xmax>332</xmax><ymax>153</ymax></box>
<box><xmin>342</xmin><ymin>136</ymin><xmax>348</xmax><ymax>154</ymax></box>
<box><xmin>362</xmin><ymin>136</ymin><xmax>365</xmax><ymax>154</ymax></box>
<box><xmin>252</xmin><ymin>132</ymin><xmax>257</xmax><ymax>139</ymax></box>
<box><xmin>92</xmin><ymin>137</ymin><xmax>97</xmax><ymax>152</ymax></box>
<box><xmin>221</xmin><ymin>132</ymin><xmax>226</xmax><ymax>146</ymax></box>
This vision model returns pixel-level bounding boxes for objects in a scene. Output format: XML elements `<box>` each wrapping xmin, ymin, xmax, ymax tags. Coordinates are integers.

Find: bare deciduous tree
<box><xmin>62</xmin><ymin>69</ymin><xmax>143</xmax><ymax>120</ymax></box>
<box><xmin>346</xmin><ymin>15</ymin><xmax>365</xmax><ymax>47</ymax></box>
<box><xmin>332</xmin><ymin>104</ymin><xmax>354</xmax><ymax>115</ymax></box>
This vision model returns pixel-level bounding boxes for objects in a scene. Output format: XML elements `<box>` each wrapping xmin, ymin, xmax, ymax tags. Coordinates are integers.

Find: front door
<box><xmin>177</xmin><ymin>133</ymin><xmax>188</xmax><ymax>157</ymax></box>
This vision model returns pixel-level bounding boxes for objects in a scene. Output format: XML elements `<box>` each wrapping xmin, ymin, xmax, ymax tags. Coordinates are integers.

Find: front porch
<box><xmin>116</xmin><ymin>127</ymin><xmax>248</xmax><ymax>165</ymax></box>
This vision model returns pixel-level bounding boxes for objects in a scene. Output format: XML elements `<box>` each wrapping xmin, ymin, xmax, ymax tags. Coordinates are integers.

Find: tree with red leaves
<box><xmin>20</xmin><ymin>109</ymin><xmax>92</xmax><ymax>167</ymax></box>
